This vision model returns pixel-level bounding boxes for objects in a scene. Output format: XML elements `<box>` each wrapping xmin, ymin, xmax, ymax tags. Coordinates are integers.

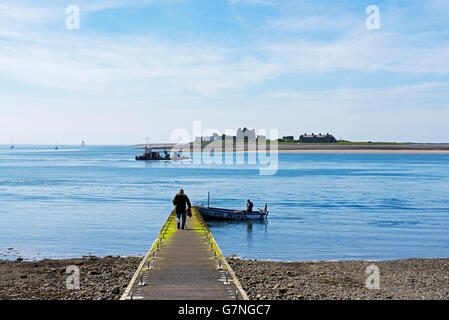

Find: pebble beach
<box><xmin>0</xmin><ymin>256</ymin><xmax>141</xmax><ymax>300</ymax></box>
<box><xmin>228</xmin><ymin>257</ymin><xmax>449</xmax><ymax>300</ymax></box>
<box><xmin>1</xmin><ymin>256</ymin><xmax>448</xmax><ymax>300</ymax></box>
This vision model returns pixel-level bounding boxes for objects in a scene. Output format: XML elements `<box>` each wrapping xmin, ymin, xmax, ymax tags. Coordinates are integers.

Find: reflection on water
<box><xmin>206</xmin><ymin>219</ymin><xmax>268</xmax><ymax>229</ymax></box>
<box><xmin>205</xmin><ymin>219</ymin><xmax>269</xmax><ymax>251</ymax></box>
<box><xmin>247</xmin><ymin>223</ymin><xmax>252</xmax><ymax>239</ymax></box>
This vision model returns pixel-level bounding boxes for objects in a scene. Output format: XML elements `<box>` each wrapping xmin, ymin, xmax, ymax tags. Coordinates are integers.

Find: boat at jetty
<box><xmin>196</xmin><ymin>193</ymin><xmax>268</xmax><ymax>221</ymax></box>
<box><xmin>196</xmin><ymin>205</ymin><xmax>268</xmax><ymax>220</ymax></box>
<box><xmin>135</xmin><ymin>145</ymin><xmax>189</xmax><ymax>161</ymax></box>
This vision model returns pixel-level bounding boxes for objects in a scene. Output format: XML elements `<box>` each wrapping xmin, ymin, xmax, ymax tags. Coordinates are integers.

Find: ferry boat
<box><xmin>135</xmin><ymin>145</ymin><xmax>189</xmax><ymax>161</ymax></box>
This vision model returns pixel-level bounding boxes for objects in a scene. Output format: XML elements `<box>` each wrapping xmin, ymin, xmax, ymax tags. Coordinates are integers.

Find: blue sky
<box><xmin>1</xmin><ymin>0</ymin><xmax>449</xmax><ymax>144</ymax></box>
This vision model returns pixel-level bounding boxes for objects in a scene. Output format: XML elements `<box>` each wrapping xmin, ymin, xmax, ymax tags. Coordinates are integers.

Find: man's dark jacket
<box><xmin>173</xmin><ymin>193</ymin><xmax>191</xmax><ymax>214</ymax></box>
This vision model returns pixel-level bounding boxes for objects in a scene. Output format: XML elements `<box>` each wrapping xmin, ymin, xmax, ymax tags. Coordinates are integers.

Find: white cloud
<box><xmin>2</xmin><ymin>24</ymin><xmax>449</xmax><ymax>102</ymax></box>
<box><xmin>0</xmin><ymin>2</ymin><xmax>56</xmax><ymax>25</ymax></box>
<box><xmin>265</xmin><ymin>14</ymin><xmax>358</xmax><ymax>31</ymax></box>
<box><xmin>1</xmin><ymin>0</ymin><xmax>449</xmax><ymax>143</ymax></box>
<box><xmin>259</xmin><ymin>27</ymin><xmax>449</xmax><ymax>75</ymax></box>
<box><xmin>230</xmin><ymin>0</ymin><xmax>277</xmax><ymax>6</ymax></box>
<box><xmin>1</xmin><ymin>1</ymin><xmax>449</xmax><ymax>98</ymax></box>
<box><xmin>0</xmin><ymin>27</ymin><xmax>284</xmax><ymax>95</ymax></box>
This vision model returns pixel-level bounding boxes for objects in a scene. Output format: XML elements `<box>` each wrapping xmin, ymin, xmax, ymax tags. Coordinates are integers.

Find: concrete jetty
<box><xmin>121</xmin><ymin>208</ymin><xmax>248</xmax><ymax>300</ymax></box>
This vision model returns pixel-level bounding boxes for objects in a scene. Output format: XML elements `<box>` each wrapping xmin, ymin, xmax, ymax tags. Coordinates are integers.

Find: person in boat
<box><xmin>173</xmin><ymin>189</ymin><xmax>191</xmax><ymax>230</ymax></box>
<box><xmin>246</xmin><ymin>199</ymin><xmax>254</xmax><ymax>213</ymax></box>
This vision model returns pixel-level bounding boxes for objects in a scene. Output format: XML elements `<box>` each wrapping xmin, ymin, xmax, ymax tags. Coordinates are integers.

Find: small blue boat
<box><xmin>196</xmin><ymin>205</ymin><xmax>268</xmax><ymax>221</ymax></box>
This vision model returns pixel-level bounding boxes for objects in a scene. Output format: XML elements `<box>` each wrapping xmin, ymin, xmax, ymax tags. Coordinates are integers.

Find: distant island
<box><xmin>192</xmin><ymin>127</ymin><xmax>406</xmax><ymax>146</ymax></box>
<box><xmin>134</xmin><ymin>127</ymin><xmax>449</xmax><ymax>153</ymax></box>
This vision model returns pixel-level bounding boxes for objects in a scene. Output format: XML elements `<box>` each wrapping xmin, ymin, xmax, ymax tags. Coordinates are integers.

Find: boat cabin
<box><xmin>135</xmin><ymin>145</ymin><xmax>188</xmax><ymax>161</ymax></box>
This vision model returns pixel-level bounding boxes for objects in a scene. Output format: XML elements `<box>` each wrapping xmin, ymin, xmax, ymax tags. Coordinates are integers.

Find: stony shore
<box><xmin>228</xmin><ymin>257</ymin><xmax>449</xmax><ymax>300</ymax></box>
<box><xmin>0</xmin><ymin>256</ymin><xmax>141</xmax><ymax>300</ymax></box>
<box><xmin>1</xmin><ymin>256</ymin><xmax>448</xmax><ymax>300</ymax></box>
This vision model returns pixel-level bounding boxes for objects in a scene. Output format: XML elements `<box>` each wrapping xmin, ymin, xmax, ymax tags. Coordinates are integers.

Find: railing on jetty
<box><xmin>121</xmin><ymin>208</ymin><xmax>248</xmax><ymax>300</ymax></box>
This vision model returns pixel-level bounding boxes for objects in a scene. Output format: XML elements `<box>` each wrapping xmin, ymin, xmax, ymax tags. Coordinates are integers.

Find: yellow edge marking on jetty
<box><xmin>120</xmin><ymin>207</ymin><xmax>248</xmax><ymax>300</ymax></box>
<box><xmin>120</xmin><ymin>210</ymin><xmax>176</xmax><ymax>300</ymax></box>
<box><xmin>194</xmin><ymin>207</ymin><xmax>249</xmax><ymax>300</ymax></box>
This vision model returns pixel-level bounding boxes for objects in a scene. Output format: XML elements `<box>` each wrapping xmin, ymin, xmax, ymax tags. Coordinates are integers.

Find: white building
<box><xmin>195</xmin><ymin>127</ymin><xmax>265</xmax><ymax>143</ymax></box>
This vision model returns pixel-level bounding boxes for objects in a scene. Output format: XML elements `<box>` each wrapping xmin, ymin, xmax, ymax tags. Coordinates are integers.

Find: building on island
<box><xmin>194</xmin><ymin>127</ymin><xmax>264</xmax><ymax>143</ymax></box>
<box><xmin>299</xmin><ymin>133</ymin><xmax>337</xmax><ymax>143</ymax></box>
<box><xmin>236</xmin><ymin>127</ymin><xmax>256</xmax><ymax>141</ymax></box>
<box><xmin>194</xmin><ymin>129</ymin><xmax>337</xmax><ymax>143</ymax></box>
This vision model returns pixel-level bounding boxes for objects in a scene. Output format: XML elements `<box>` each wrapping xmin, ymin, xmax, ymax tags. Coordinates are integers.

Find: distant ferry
<box><xmin>135</xmin><ymin>145</ymin><xmax>188</xmax><ymax>161</ymax></box>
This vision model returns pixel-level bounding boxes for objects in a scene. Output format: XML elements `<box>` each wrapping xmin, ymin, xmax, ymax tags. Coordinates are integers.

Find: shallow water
<box><xmin>1</xmin><ymin>145</ymin><xmax>448</xmax><ymax>261</ymax></box>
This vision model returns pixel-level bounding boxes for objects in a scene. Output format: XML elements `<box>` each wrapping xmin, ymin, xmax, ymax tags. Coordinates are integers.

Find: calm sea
<box><xmin>1</xmin><ymin>145</ymin><xmax>448</xmax><ymax>261</ymax></box>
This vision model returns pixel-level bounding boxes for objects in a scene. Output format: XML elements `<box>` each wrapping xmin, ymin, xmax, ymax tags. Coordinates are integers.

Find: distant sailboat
<box><xmin>10</xmin><ymin>138</ymin><xmax>14</xmax><ymax>149</ymax></box>
<box><xmin>81</xmin><ymin>140</ymin><xmax>85</xmax><ymax>147</ymax></box>
<box><xmin>55</xmin><ymin>141</ymin><xmax>58</xmax><ymax>150</ymax></box>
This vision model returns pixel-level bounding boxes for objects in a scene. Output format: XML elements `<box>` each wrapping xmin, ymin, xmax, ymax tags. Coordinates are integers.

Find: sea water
<box><xmin>1</xmin><ymin>145</ymin><xmax>448</xmax><ymax>261</ymax></box>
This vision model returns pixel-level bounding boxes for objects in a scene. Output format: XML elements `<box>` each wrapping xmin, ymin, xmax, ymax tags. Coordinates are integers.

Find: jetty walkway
<box><xmin>121</xmin><ymin>208</ymin><xmax>248</xmax><ymax>300</ymax></box>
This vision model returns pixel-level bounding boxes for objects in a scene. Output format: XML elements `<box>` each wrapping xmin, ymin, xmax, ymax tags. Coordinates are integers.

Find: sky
<box><xmin>1</xmin><ymin>0</ymin><xmax>449</xmax><ymax>144</ymax></box>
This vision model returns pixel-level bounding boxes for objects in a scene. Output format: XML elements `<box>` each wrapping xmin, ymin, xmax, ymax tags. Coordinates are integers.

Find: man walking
<box><xmin>173</xmin><ymin>189</ymin><xmax>191</xmax><ymax>230</ymax></box>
